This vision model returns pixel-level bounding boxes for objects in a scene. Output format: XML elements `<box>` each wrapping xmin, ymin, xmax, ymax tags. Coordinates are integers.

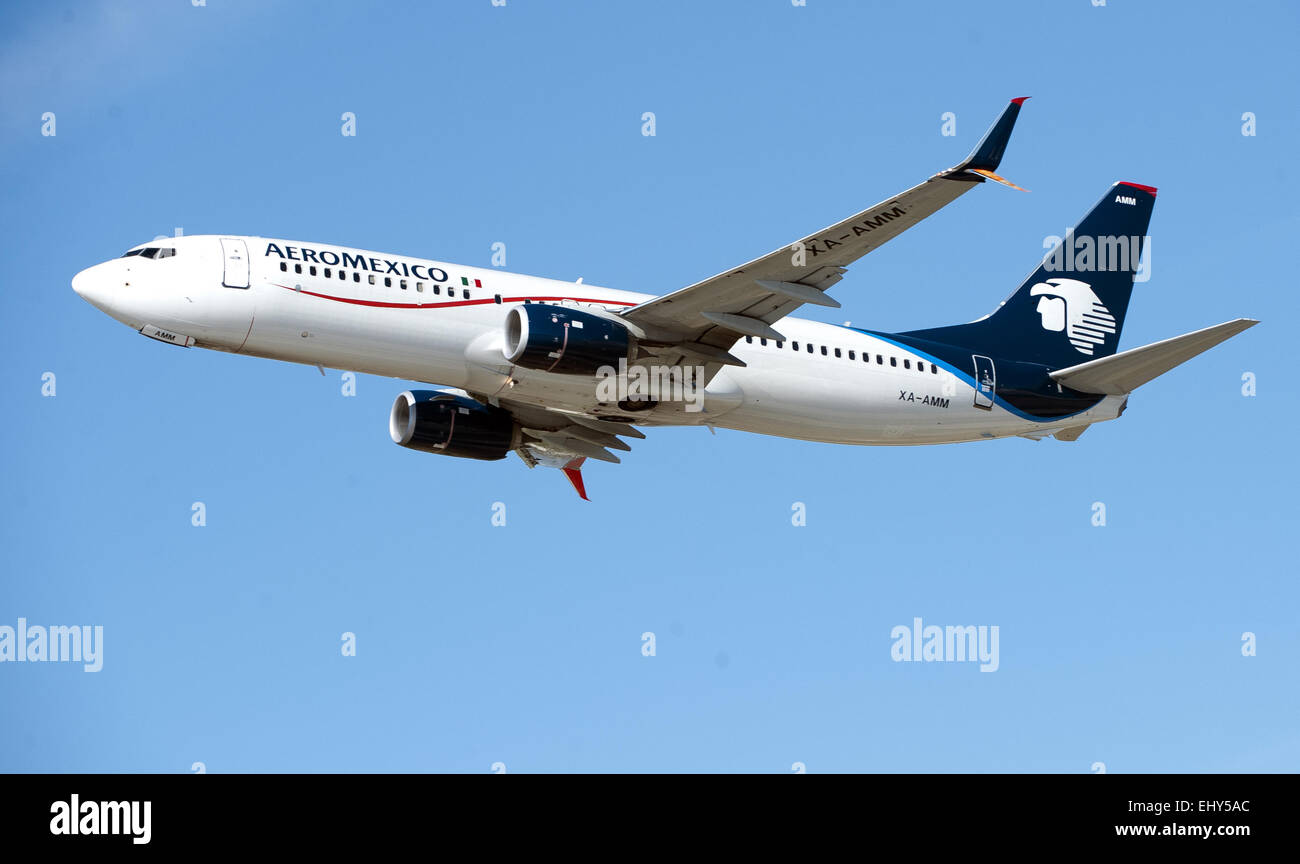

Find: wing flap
<box><xmin>505</xmin><ymin>400</ymin><xmax>648</xmax><ymax>498</ymax></box>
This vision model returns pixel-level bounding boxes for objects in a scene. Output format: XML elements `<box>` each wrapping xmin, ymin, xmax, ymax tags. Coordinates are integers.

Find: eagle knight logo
<box><xmin>1029</xmin><ymin>278</ymin><xmax>1117</xmax><ymax>356</ymax></box>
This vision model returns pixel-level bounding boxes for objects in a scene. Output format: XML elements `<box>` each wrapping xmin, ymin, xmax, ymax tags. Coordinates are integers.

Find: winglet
<box><xmin>955</xmin><ymin>96</ymin><xmax>1029</xmax><ymax>179</ymax></box>
<box><xmin>562</xmin><ymin>458</ymin><xmax>589</xmax><ymax>501</ymax></box>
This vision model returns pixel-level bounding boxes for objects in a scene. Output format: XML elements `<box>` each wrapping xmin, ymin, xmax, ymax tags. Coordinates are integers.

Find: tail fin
<box><xmin>903</xmin><ymin>181</ymin><xmax>1156</xmax><ymax>368</ymax></box>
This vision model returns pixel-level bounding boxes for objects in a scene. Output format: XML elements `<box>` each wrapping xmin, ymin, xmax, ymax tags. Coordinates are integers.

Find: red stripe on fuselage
<box><xmin>272</xmin><ymin>283</ymin><xmax>638</xmax><ymax>309</ymax></box>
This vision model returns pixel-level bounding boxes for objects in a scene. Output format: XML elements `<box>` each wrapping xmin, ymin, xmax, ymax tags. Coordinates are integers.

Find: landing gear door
<box><xmin>972</xmin><ymin>354</ymin><xmax>996</xmax><ymax>410</ymax></box>
<box><xmin>220</xmin><ymin>237</ymin><xmax>250</xmax><ymax>289</ymax></box>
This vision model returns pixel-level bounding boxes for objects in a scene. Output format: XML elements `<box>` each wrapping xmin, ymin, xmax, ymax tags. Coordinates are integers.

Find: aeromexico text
<box><xmin>265</xmin><ymin>243</ymin><xmax>451</xmax><ymax>283</ymax></box>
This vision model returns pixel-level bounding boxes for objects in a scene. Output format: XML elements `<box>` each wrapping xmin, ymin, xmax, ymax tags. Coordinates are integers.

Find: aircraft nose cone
<box><xmin>72</xmin><ymin>264</ymin><xmax>112</xmax><ymax>311</ymax></box>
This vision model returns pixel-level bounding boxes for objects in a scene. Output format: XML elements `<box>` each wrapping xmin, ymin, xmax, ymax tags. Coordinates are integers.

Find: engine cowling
<box><xmin>503</xmin><ymin>303</ymin><xmax>631</xmax><ymax>375</ymax></box>
<box><xmin>389</xmin><ymin>390</ymin><xmax>517</xmax><ymax>461</ymax></box>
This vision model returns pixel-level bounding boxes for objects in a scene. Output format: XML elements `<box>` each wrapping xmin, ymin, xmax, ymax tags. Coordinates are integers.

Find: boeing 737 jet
<box><xmin>72</xmin><ymin>98</ymin><xmax>1256</xmax><ymax>498</ymax></box>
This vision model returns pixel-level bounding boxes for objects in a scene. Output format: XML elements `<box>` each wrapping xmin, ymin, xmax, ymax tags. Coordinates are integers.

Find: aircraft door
<box><xmin>220</xmin><ymin>237</ymin><xmax>250</xmax><ymax>288</ymax></box>
<box><xmin>972</xmin><ymin>354</ymin><xmax>996</xmax><ymax>410</ymax></box>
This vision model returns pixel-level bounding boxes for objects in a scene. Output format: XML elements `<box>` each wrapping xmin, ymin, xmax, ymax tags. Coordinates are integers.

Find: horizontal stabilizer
<box><xmin>1050</xmin><ymin>318</ymin><xmax>1258</xmax><ymax>395</ymax></box>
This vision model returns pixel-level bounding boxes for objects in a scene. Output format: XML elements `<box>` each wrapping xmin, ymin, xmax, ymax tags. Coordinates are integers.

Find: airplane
<box><xmin>71</xmin><ymin>98</ymin><xmax>1256</xmax><ymax>499</ymax></box>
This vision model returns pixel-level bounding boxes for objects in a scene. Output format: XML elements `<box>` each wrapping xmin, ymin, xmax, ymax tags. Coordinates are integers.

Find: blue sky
<box><xmin>2</xmin><ymin>0</ymin><xmax>1296</xmax><ymax>773</ymax></box>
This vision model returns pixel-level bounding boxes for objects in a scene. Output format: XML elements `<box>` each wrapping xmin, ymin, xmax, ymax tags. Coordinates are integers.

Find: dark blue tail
<box><xmin>903</xmin><ymin>182</ymin><xmax>1156</xmax><ymax>369</ymax></box>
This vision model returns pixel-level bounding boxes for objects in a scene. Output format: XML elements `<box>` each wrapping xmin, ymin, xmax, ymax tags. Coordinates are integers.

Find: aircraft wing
<box><xmin>619</xmin><ymin>98</ymin><xmax>1030</xmax><ymax>375</ymax></box>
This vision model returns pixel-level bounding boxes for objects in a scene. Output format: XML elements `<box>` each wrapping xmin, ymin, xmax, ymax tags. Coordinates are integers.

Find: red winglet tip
<box><xmin>1119</xmin><ymin>181</ymin><xmax>1158</xmax><ymax>197</ymax></box>
<box><xmin>562</xmin><ymin>465</ymin><xmax>589</xmax><ymax>501</ymax></box>
<box><xmin>1010</xmin><ymin>96</ymin><xmax>1031</xmax><ymax>105</ymax></box>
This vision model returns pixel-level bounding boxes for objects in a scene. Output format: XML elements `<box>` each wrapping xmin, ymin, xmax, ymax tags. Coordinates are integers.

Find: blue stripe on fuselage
<box><xmin>840</xmin><ymin>326</ymin><xmax>1098</xmax><ymax>424</ymax></box>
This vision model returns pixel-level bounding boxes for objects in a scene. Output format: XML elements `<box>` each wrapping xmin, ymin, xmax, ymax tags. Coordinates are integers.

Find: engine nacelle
<box><xmin>389</xmin><ymin>390</ymin><xmax>517</xmax><ymax>461</ymax></box>
<box><xmin>503</xmin><ymin>303</ymin><xmax>631</xmax><ymax>375</ymax></box>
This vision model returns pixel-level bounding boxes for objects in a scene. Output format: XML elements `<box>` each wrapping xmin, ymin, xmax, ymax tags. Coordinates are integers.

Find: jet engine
<box><xmin>503</xmin><ymin>303</ymin><xmax>631</xmax><ymax>375</ymax></box>
<box><xmin>389</xmin><ymin>390</ymin><xmax>518</xmax><ymax>460</ymax></box>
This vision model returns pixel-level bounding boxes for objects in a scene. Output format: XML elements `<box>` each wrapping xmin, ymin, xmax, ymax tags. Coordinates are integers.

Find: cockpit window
<box><xmin>121</xmin><ymin>246</ymin><xmax>177</xmax><ymax>259</ymax></box>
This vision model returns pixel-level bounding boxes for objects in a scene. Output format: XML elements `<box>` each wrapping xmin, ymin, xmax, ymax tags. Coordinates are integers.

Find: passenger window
<box><xmin>760</xmin><ymin>338</ymin><xmax>767</xmax><ymax>346</ymax></box>
<box><xmin>384</xmin><ymin>277</ymin><xmax>391</xmax><ymax>287</ymax></box>
<box><xmin>401</xmin><ymin>279</ymin><xmax>408</xmax><ymax>290</ymax></box>
<box><xmin>807</xmin><ymin>343</ymin><xmax>814</xmax><ymax>353</ymax></box>
<box><xmin>834</xmin><ymin>348</ymin><xmax>841</xmax><ymax>358</ymax></box>
<box><xmin>353</xmin><ymin>272</ymin><xmax>360</xmax><ymax>282</ymax></box>
<box><xmin>324</xmin><ymin>268</ymin><xmax>331</xmax><ymax>278</ymax></box>
<box><xmin>280</xmin><ymin>262</ymin><xmax>287</xmax><ymax>272</ymax></box>
<box><xmin>434</xmin><ymin>285</ymin><xmax>440</xmax><ymax>295</ymax></box>
<box><xmin>309</xmin><ymin>266</ymin><xmax>317</xmax><ymax>276</ymax></box>
<box><xmin>848</xmin><ymin>350</ymin><xmax>855</xmax><ymax>360</ymax></box>
<box><xmin>416</xmin><ymin>282</ymin><xmax>424</xmax><ymax>292</ymax></box>
<box><xmin>792</xmin><ymin>342</ymin><xmax>798</xmax><ymax>350</ymax></box>
<box><xmin>746</xmin><ymin>336</ymin><xmax>753</xmax><ymax>343</ymax></box>
<box><xmin>820</xmin><ymin>346</ymin><xmax>828</xmax><ymax>356</ymax></box>
<box><xmin>890</xmin><ymin>357</ymin><xmax>897</xmax><ymax>367</ymax></box>
<box><xmin>904</xmin><ymin>359</ymin><xmax>911</xmax><ymax>369</ymax></box>
<box><xmin>339</xmin><ymin>270</ymin><xmax>346</xmax><ymax>280</ymax></box>
<box><xmin>368</xmin><ymin>274</ymin><xmax>375</xmax><ymax>284</ymax></box>
<box><xmin>463</xmin><ymin>289</ymin><xmax>470</xmax><ymax>299</ymax></box>
<box><xmin>776</xmin><ymin>342</ymin><xmax>783</xmax><ymax>349</ymax></box>
<box><xmin>294</xmin><ymin>264</ymin><xmax>302</xmax><ymax>274</ymax></box>
<box><xmin>931</xmin><ymin>363</ymin><xmax>938</xmax><ymax>373</ymax></box>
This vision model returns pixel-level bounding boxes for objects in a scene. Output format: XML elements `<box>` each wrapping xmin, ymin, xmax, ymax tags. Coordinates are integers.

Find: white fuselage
<box><xmin>71</xmin><ymin>235</ymin><xmax>1124</xmax><ymax>446</ymax></box>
